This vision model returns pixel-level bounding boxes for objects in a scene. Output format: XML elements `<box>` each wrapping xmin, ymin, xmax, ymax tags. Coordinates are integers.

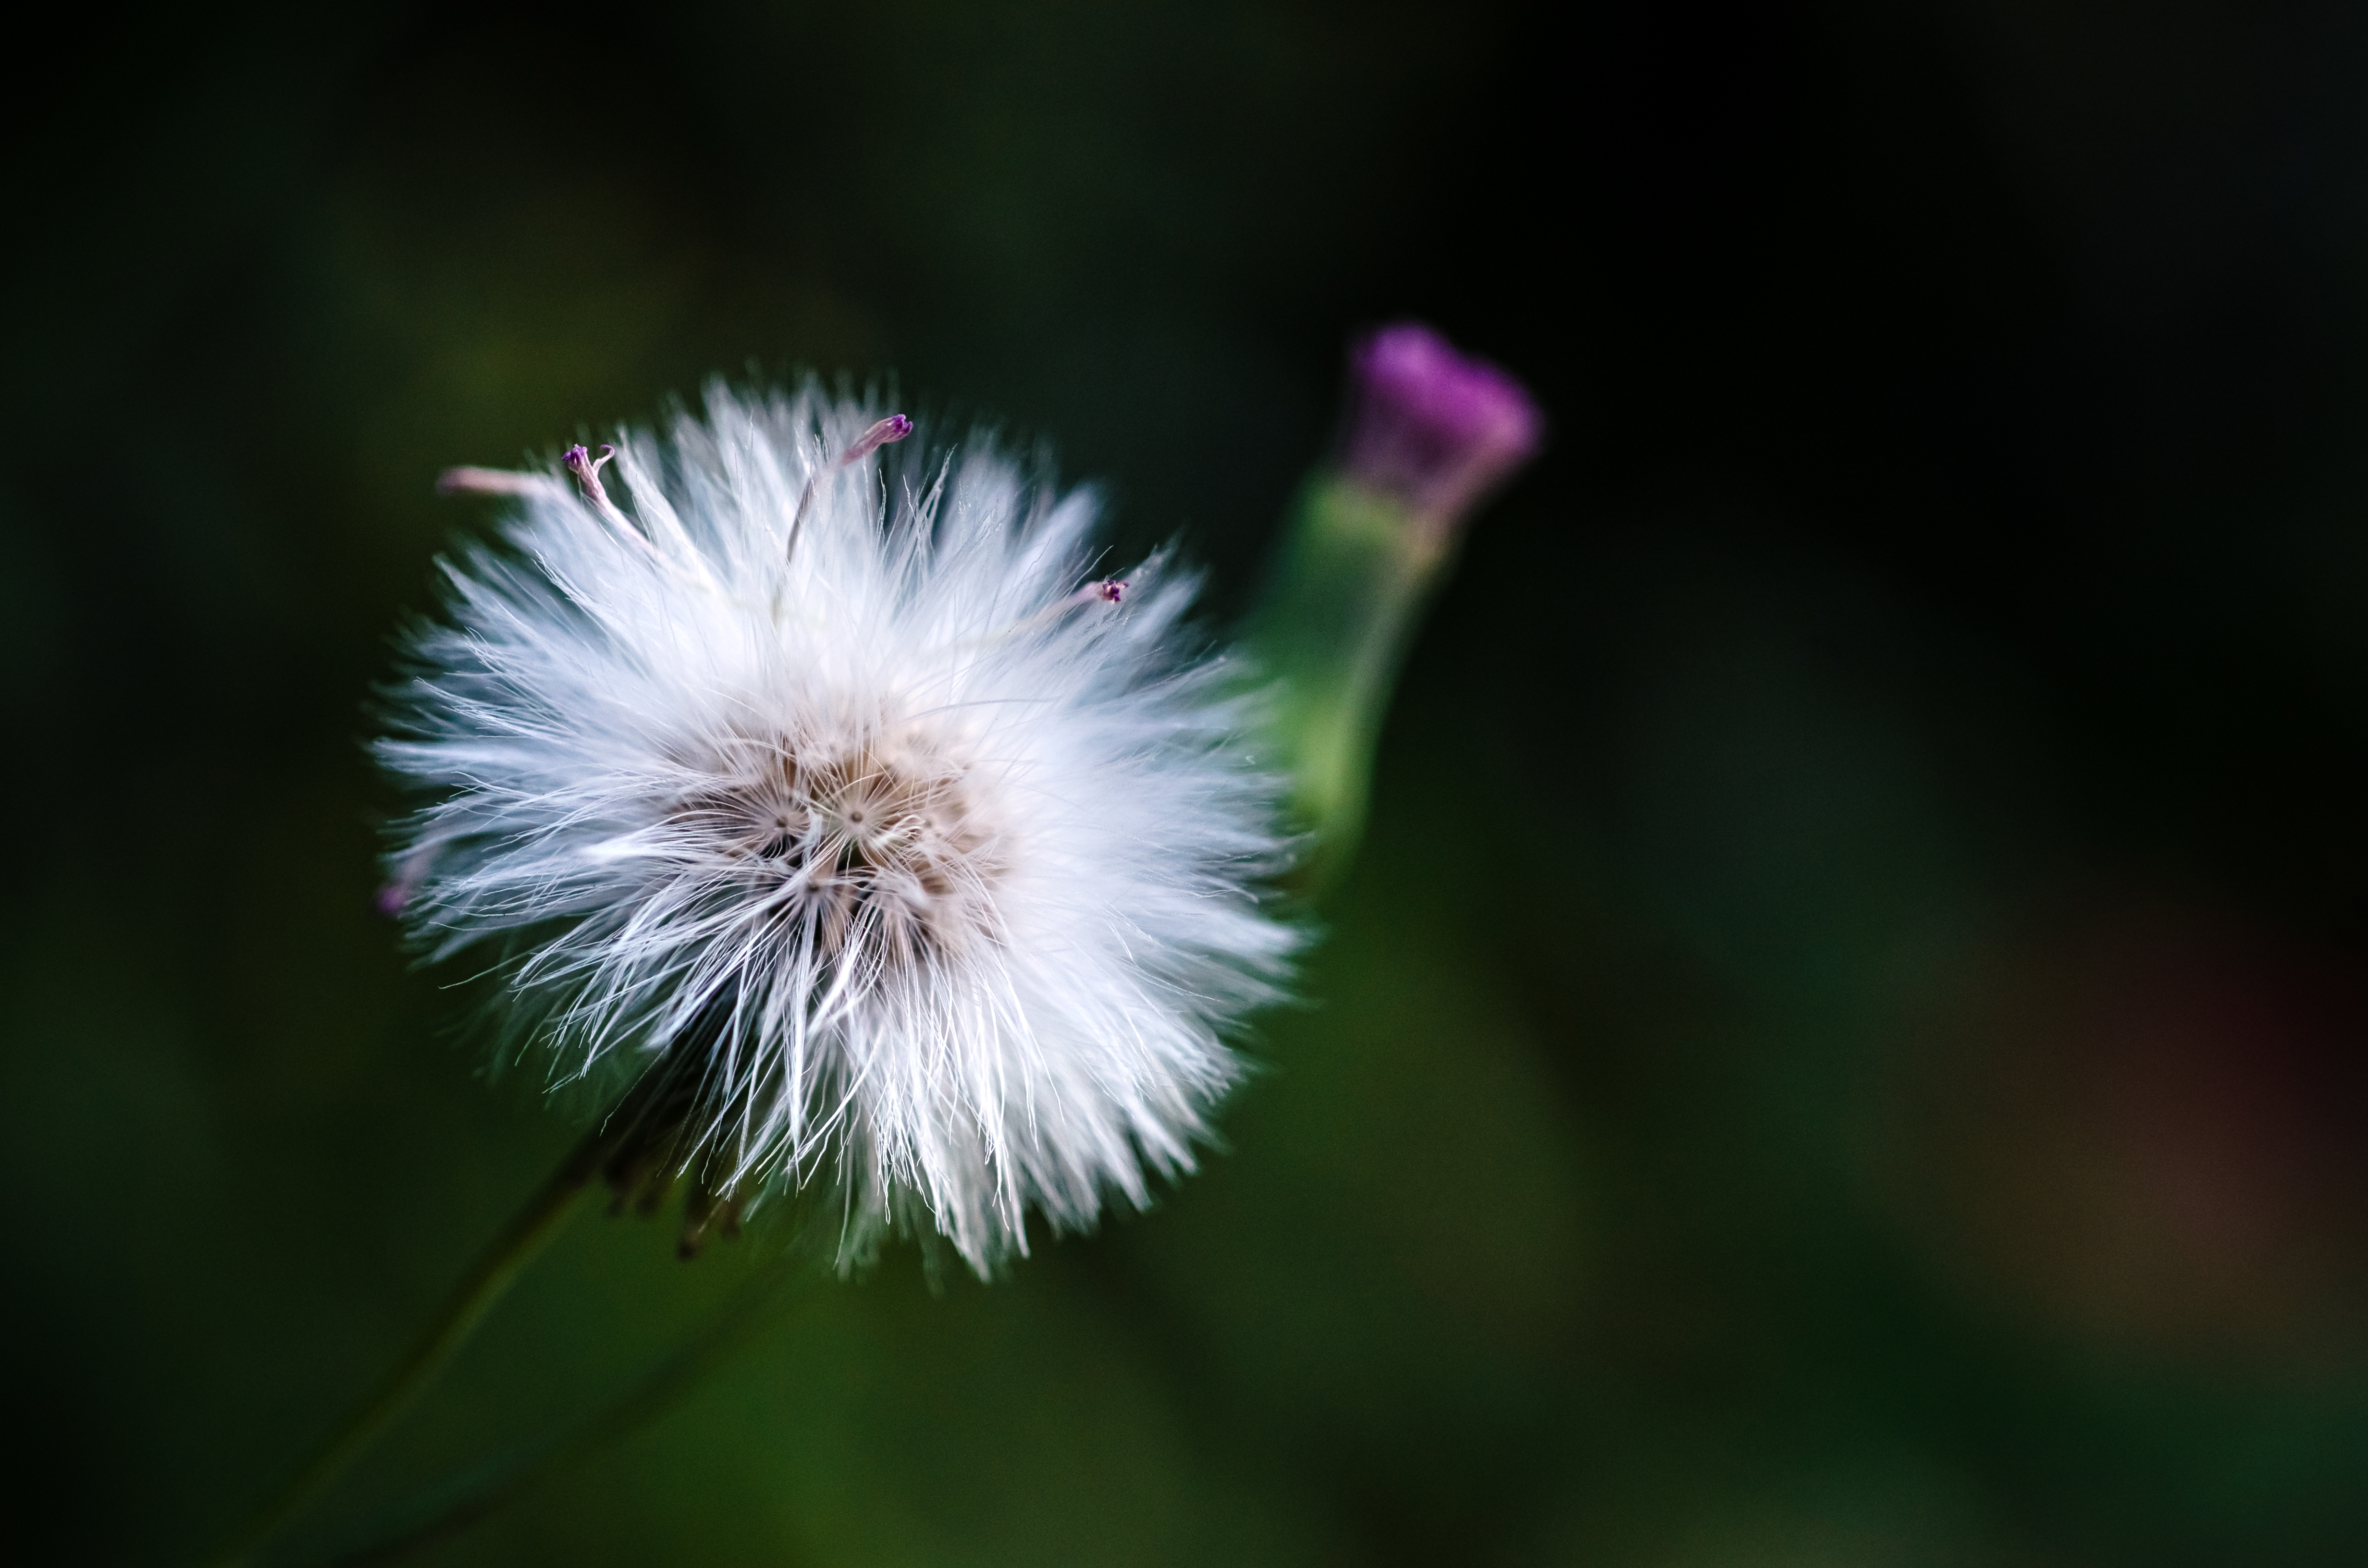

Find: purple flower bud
<box><xmin>1339</xmin><ymin>323</ymin><xmax>1541</xmax><ymax>532</ymax></box>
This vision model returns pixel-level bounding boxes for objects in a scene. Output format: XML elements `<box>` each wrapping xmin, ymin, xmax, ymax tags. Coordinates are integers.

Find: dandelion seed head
<box><xmin>381</xmin><ymin>382</ymin><xmax>1294</xmax><ymax>1272</ymax></box>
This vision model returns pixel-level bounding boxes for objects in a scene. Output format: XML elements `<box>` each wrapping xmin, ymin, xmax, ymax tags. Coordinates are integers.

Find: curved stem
<box><xmin>299</xmin><ymin>1252</ymin><xmax>810</xmax><ymax>1568</ymax></box>
<box><xmin>1239</xmin><ymin>474</ymin><xmax>1447</xmax><ymax>894</ymax></box>
<box><xmin>205</xmin><ymin>1131</ymin><xmax>605</xmax><ymax>1568</ymax></box>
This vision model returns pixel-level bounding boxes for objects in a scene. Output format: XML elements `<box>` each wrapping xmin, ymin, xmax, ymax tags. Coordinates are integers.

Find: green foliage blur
<box><xmin>10</xmin><ymin>2</ymin><xmax>2368</xmax><ymax>1563</ymax></box>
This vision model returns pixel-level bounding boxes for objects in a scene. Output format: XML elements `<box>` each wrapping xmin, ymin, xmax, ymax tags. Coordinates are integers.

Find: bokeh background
<box><xmin>10</xmin><ymin>1</ymin><xmax>2368</xmax><ymax>1563</ymax></box>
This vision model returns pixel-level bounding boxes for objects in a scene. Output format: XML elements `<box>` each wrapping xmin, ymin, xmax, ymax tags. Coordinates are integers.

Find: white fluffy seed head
<box><xmin>379</xmin><ymin>383</ymin><xmax>1295</xmax><ymax>1273</ymax></box>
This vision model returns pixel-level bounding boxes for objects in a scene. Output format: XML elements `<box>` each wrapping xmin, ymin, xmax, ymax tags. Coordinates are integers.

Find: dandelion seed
<box><xmin>382</xmin><ymin>384</ymin><xmax>1294</xmax><ymax>1272</ymax></box>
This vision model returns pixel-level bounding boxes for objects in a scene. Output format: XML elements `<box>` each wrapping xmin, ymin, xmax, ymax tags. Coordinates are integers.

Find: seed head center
<box><xmin>681</xmin><ymin>732</ymin><xmax>1000</xmax><ymax>964</ymax></box>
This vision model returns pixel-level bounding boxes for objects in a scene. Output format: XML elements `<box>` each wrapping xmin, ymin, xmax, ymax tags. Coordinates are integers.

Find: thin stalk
<box><xmin>298</xmin><ymin>1251</ymin><xmax>811</xmax><ymax>1568</ymax></box>
<box><xmin>1239</xmin><ymin>474</ymin><xmax>1446</xmax><ymax>891</ymax></box>
<box><xmin>205</xmin><ymin>1131</ymin><xmax>605</xmax><ymax>1568</ymax></box>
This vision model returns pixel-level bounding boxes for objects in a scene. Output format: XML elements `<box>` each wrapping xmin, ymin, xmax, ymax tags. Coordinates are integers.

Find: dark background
<box><xmin>9</xmin><ymin>1</ymin><xmax>2368</xmax><ymax>1563</ymax></box>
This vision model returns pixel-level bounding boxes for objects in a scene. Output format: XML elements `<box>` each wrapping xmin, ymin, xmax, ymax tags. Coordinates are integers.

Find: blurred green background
<box><xmin>10</xmin><ymin>2</ymin><xmax>2368</xmax><ymax>1563</ymax></box>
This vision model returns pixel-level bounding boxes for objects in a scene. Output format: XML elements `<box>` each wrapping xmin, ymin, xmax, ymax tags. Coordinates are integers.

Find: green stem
<box><xmin>1240</xmin><ymin>473</ymin><xmax>1450</xmax><ymax>891</ymax></box>
<box><xmin>297</xmin><ymin>1251</ymin><xmax>810</xmax><ymax>1568</ymax></box>
<box><xmin>205</xmin><ymin>1131</ymin><xmax>604</xmax><ymax>1568</ymax></box>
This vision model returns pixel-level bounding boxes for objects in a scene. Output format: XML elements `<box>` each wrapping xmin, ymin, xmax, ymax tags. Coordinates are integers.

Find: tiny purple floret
<box><xmin>1059</xmin><ymin>577</ymin><xmax>1130</xmax><ymax>611</ymax></box>
<box><xmin>1340</xmin><ymin>322</ymin><xmax>1541</xmax><ymax>529</ymax></box>
<box><xmin>562</xmin><ymin>442</ymin><xmax>615</xmax><ymax>488</ymax></box>
<box><xmin>839</xmin><ymin>414</ymin><xmax>915</xmax><ymax>466</ymax></box>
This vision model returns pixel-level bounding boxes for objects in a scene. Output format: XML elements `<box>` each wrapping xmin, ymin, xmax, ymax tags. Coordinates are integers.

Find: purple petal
<box><xmin>1341</xmin><ymin>322</ymin><xmax>1541</xmax><ymax>528</ymax></box>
